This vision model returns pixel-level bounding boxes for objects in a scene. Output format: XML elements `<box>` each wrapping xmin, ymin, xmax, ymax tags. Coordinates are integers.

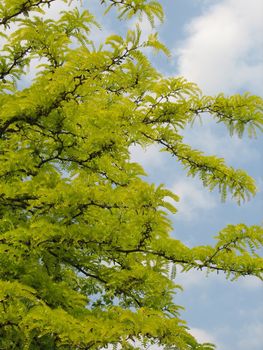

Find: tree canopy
<box><xmin>0</xmin><ymin>1</ymin><xmax>262</xmax><ymax>349</ymax></box>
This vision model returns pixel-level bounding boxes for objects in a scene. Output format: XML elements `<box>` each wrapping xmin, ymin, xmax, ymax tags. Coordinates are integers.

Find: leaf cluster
<box><xmin>0</xmin><ymin>1</ymin><xmax>262</xmax><ymax>349</ymax></box>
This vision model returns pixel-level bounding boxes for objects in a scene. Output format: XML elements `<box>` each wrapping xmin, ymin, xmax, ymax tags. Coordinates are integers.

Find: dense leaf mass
<box><xmin>0</xmin><ymin>1</ymin><xmax>262</xmax><ymax>349</ymax></box>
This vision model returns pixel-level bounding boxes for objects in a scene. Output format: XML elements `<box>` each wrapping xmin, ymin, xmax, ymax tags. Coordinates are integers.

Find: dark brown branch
<box><xmin>0</xmin><ymin>0</ymin><xmax>56</xmax><ymax>26</ymax></box>
<box><xmin>0</xmin><ymin>47</ymin><xmax>32</xmax><ymax>80</ymax></box>
<box><xmin>48</xmin><ymin>249</ymin><xmax>143</xmax><ymax>307</ymax></box>
<box><xmin>112</xmin><ymin>247</ymin><xmax>263</xmax><ymax>277</ymax></box>
<box><xmin>140</xmin><ymin>131</ymin><xmax>241</xmax><ymax>184</ymax></box>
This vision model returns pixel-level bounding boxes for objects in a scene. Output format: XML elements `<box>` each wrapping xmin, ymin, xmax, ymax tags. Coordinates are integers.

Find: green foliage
<box><xmin>0</xmin><ymin>0</ymin><xmax>262</xmax><ymax>349</ymax></box>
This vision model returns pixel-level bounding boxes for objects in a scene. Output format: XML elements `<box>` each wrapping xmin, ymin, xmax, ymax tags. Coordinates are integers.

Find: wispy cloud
<box><xmin>175</xmin><ymin>0</ymin><xmax>263</xmax><ymax>95</ymax></box>
<box><xmin>175</xmin><ymin>265</ymin><xmax>263</xmax><ymax>291</ymax></box>
<box><xmin>182</xmin><ymin>120</ymin><xmax>261</xmax><ymax>166</ymax></box>
<box><xmin>42</xmin><ymin>0</ymin><xmax>79</xmax><ymax>20</ymax></box>
<box><xmin>170</xmin><ymin>178</ymin><xmax>216</xmax><ymax>221</ymax></box>
<box><xmin>129</xmin><ymin>144</ymin><xmax>163</xmax><ymax>170</ymax></box>
<box><xmin>237</xmin><ymin>276</ymin><xmax>263</xmax><ymax>290</ymax></box>
<box><xmin>237</xmin><ymin>323</ymin><xmax>263</xmax><ymax>350</ymax></box>
<box><xmin>175</xmin><ymin>268</ymin><xmax>212</xmax><ymax>288</ymax></box>
<box><xmin>216</xmin><ymin>321</ymin><xmax>263</xmax><ymax>350</ymax></box>
<box><xmin>189</xmin><ymin>327</ymin><xmax>217</xmax><ymax>344</ymax></box>
<box><xmin>128</xmin><ymin>14</ymin><xmax>155</xmax><ymax>41</ymax></box>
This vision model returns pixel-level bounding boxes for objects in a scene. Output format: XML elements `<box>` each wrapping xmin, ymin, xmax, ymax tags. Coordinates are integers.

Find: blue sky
<box><xmin>133</xmin><ymin>1</ymin><xmax>263</xmax><ymax>348</ymax></box>
<box><xmin>93</xmin><ymin>1</ymin><xmax>263</xmax><ymax>348</ymax></box>
<box><xmin>128</xmin><ymin>1</ymin><xmax>263</xmax><ymax>348</ymax></box>
<box><xmin>4</xmin><ymin>0</ymin><xmax>262</xmax><ymax>348</ymax></box>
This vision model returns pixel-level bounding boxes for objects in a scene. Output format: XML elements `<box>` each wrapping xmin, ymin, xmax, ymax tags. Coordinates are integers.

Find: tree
<box><xmin>0</xmin><ymin>0</ymin><xmax>262</xmax><ymax>349</ymax></box>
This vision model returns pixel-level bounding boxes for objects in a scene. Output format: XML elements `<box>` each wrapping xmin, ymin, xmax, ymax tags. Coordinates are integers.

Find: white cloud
<box><xmin>189</xmin><ymin>327</ymin><xmax>217</xmax><ymax>344</ymax></box>
<box><xmin>41</xmin><ymin>0</ymin><xmax>78</xmax><ymax>20</ymax></box>
<box><xmin>237</xmin><ymin>323</ymin><xmax>263</xmax><ymax>350</ymax></box>
<box><xmin>127</xmin><ymin>13</ymin><xmax>164</xmax><ymax>59</ymax></box>
<box><xmin>237</xmin><ymin>276</ymin><xmax>263</xmax><ymax>289</ymax></box>
<box><xmin>175</xmin><ymin>268</ymin><xmax>213</xmax><ymax>288</ymax></box>
<box><xmin>170</xmin><ymin>178</ymin><xmax>216</xmax><ymax>221</ymax></box>
<box><xmin>129</xmin><ymin>144</ymin><xmax>163</xmax><ymax>170</ymax></box>
<box><xmin>176</xmin><ymin>0</ymin><xmax>263</xmax><ymax>95</ymax></box>
<box><xmin>90</xmin><ymin>25</ymin><xmax>112</xmax><ymax>47</ymax></box>
<box><xmin>128</xmin><ymin>10</ymin><xmax>162</xmax><ymax>40</ymax></box>
<box><xmin>16</xmin><ymin>57</ymin><xmax>52</xmax><ymax>89</ymax></box>
<box><xmin>182</xmin><ymin>120</ymin><xmax>261</xmax><ymax>166</ymax></box>
<box><xmin>177</xmin><ymin>269</ymin><xmax>204</xmax><ymax>288</ymax></box>
<box><xmin>129</xmin><ymin>15</ymin><xmax>154</xmax><ymax>42</ymax></box>
<box><xmin>174</xmin><ymin>261</ymin><xmax>263</xmax><ymax>291</ymax></box>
